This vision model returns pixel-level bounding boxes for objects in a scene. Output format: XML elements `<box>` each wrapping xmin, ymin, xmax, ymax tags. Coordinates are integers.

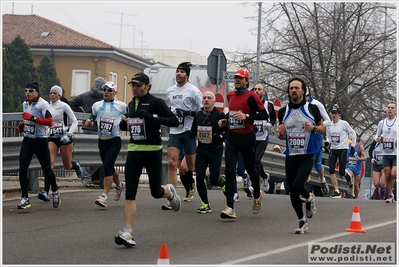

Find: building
<box><xmin>2</xmin><ymin>14</ymin><xmax>152</xmax><ymax>103</ymax></box>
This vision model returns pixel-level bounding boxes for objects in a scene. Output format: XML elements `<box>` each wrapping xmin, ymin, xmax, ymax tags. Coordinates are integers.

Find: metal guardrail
<box><xmin>2</xmin><ymin>112</ymin><xmax>349</xmax><ymax>193</ymax></box>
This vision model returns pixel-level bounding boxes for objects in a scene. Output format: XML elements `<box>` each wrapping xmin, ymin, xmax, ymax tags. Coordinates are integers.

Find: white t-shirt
<box><xmin>309</xmin><ymin>98</ymin><xmax>332</xmax><ymax>127</ymax></box>
<box><xmin>91</xmin><ymin>100</ymin><xmax>128</xmax><ymax>139</ymax></box>
<box><xmin>326</xmin><ymin>119</ymin><xmax>356</xmax><ymax>150</ymax></box>
<box><xmin>49</xmin><ymin>99</ymin><xmax>78</xmax><ymax>138</ymax></box>
<box><xmin>375</xmin><ymin>117</ymin><xmax>397</xmax><ymax>155</ymax></box>
<box><xmin>166</xmin><ymin>82</ymin><xmax>203</xmax><ymax>135</ymax></box>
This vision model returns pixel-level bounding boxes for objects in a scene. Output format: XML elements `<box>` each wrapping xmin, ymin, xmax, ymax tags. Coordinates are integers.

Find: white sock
<box><xmin>102</xmin><ymin>193</ymin><xmax>108</xmax><ymax>200</ymax></box>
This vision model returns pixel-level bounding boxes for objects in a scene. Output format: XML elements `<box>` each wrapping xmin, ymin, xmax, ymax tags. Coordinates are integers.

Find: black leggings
<box><xmin>195</xmin><ymin>148</ymin><xmax>223</xmax><ymax>204</ymax></box>
<box><xmin>225</xmin><ymin>131</ymin><xmax>260</xmax><ymax>209</ymax></box>
<box><xmin>329</xmin><ymin>149</ymin><xmax>347</xmax><ymax>176</ymax></box>
<box><xmin>285</xmin><ymin>154</ymin><xmax>314</xmax><ymax>219</ymax></box>
<box><xmin>98</xmin><ymin>137</ymin><xmax>121</xmax><ymax>176</ymax></box>
<box><xmin>124</xmin><ymin>149</ymin><xmax>164</xmax><ymax>200</ymax></box>
<box><xmin>19</xmin><ymin>137</ymin><xmax>58</xmax><ymax>197</ymax></box>
<box><xmin>255</xmin><ymin>140</ymin><xmax>268</xmax><ymax>179</ymax></box>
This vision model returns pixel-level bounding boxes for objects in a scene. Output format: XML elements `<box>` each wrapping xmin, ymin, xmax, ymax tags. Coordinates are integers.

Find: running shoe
<box><xmin>330</xmin><ymin>191</ymin><xmax>341</xmax><ymax>198</ymax></box>
<box><xmin>74</xmin><ymin>160</ymin><xmax>83</xmax><ymax>179</ymax></box>
<box><xmin>233</xmin><ymin>193</ymin><xmax>239</xmax><ymax>203</ymax></box>
<box><xmin>385</xmin><ymin>194</ymin><xmax>396</xmax><ymax>204</ymax></box>
<box><xmin>245</xmin><ymin>186</ymin><xmax>254</xmax><ymax>198</ymax></box>
<box><xmin>218</xmin><ymin>175</ymin><xmax>226</xmax><ymax>187</ymax></box>
<box><xmin>115</xmin><ymin>230</ymin><xmax>136</xmax><ymax>247</ymax></box>
<box><xmin>306</xmin><ymin>175</ymin><xmax>311</xmax><ymax>183</ymax></box>
<box><xmin>196</xmin><ymin>202</ymin><xmax>211</xmax><ymax>213</ymax></box>
<box><xmin>166</xmin><ymin>184</ymin><xmax>181</xmax><ymax>211</ymax></box>
<box><xmin>161</xmin><ymin>200</ymin><xmax>172</xmax><ymax>210</ymax></box>
<box><xmin>114</xmin><ymin>182</ymin><xmax>126</xmax><ymax>201</ymax></box>
<box><xmin>17</xmin><ymin>197</ymin><xmax>31</xmax><ymax>209</ymax></box>
<box><xmin>262</xmin><ymin>173</ymin><xmax>270</xmax><ymax>192</ymax></box>
<box><xmin>220</xmin><ymin>206</ymin><xmax>237</xmax><ymax>219</ymax></box>
<box><xmin>95</xmin><ymin>195</ymin><xmax>107</xmax><ymax>208</ymax></box>
<box><xmin>82</xmin><ymin>178</ymin><xmax>94</xmax><ymax>187</ymax></box>
<box><xmin>344</xmin><ymin>170</ymin><xmax>353</xmax><ymax>184</ymax></box>
<box><xmin>252</xmin><ymin>190</ymin><xmax>264</xmax><ymax>214</ymax></box>
<box><xmin>243</xmin><ymin>177</ymin><xmax>250</xmax><ymax>190</ymax></box>
<box><xmin>306</xmin><ymin>193</ymin><xmax>316</xmax><ymax>218</ymax></box>
<box><xmin>38</xmin><ymin>191</ymin><xmax>50</xmax><ymax>202</ymax></box>
<box><xmin>52</xmin><ymin>190</ymin><xmax>61</xmax><ymax>209</ymax></box>
<box><xmin>294</xmin><ymin>220</ymin><xmax>308</xmax><ymax>234</ymax></box>
<box><xmin>189</xmin><ymin>182</ymin><xmax>196</xmax><ymax>197</ymax></box>
<box><xmin>183</xmin><ymin>195</ymin><xmax>194</xmax><ymax>202</ymax></box>
<box><xmin>321</xmin><ymin>182</ymin><xmax>329</xmax><ymax>196</ymax></box>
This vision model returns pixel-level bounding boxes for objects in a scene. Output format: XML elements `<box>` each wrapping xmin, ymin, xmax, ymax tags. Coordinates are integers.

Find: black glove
<box><xmin>350</xmin><ymin>146</ymin><xmax>355</xmax><ymax>156</ymax></box>
<box><xmin>175</xmin><ymin>108</ymin><xmax>190</xmax><ymax>117</ymax></box>
<box><xmin>324</xmin><ymin>141</ymin><xmax>330</xmax><ymax>148</ymax></box>
<box><xmin>138</xmin><ymin>109</ymin><xmax>153</xmax><ymax>120</ymax></box>
<box><xmin>189</xmin><ymin>131</ymin><xmax>196</xmax><ymax>139</ymax></box>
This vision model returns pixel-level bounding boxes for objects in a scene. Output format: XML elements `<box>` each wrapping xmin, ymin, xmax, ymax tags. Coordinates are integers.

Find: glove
<box><xmin>138</xmin><ymin>109</ymin><xmax>153</xmax><ymax>120</ymax></box>
<box><xmin>175</xmin><ymin>108</ymin><xmax>190</xmax><ymax>117</ymax></box>
<box><xmin>60</xmin><ymin>133</ymin><xmax>73</xmax><ymax>144</ymax></box>
<box><xmin>324</xmin><ymin>141</ymin><xmax>330</xmax><ymax>148</ymax></box>
<box><xmin>22</xmin><ymin>112</ymin><xmax>35</xmax><ymax>121</ymax></box>
<box><xmin>16</xmin><ymin>122</ymin><xmax>24</xmax><ymax>133</ymax></box>
<box><xmin>350</xmin><ymin>146</ymin><xmax>355</xmax><ymax>156</ymax></box>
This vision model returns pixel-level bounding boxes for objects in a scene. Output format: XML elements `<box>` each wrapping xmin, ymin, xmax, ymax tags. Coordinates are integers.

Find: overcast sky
<box><xmin>2</xmin><ymin>1</ymin><xmax>264</xmax><ymax>58</ymax></box>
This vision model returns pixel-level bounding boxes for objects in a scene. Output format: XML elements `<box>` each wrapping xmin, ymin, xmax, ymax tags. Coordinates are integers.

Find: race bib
<box><xmin>23</xmin><ymin>120</ymin><xmax>36</xmax><ymax>138</ymax></box>
<box><xmin>128</xmin><ymin>117</ymin><xmax>146</xmax><ymax>140</ymax></box>
<box><xmin>331</xmin><ymin>134</ymin><xmax>340</xmax><ymax>145</ymax></box>
<box><xmin>254</xmin><ymin>121</ymin><xmax>264</xmax><ymax>134</ymax></box>
<box><xmin>347</xmin><ymin>156</ymin><xmax>357</xmax><ymax>166</ymax></box>
<box><xmin>229</xmin><ymin>110</ymin><xmax>244</xmax><ymax>129</ymax></box>
<box><xmin>49</xmin><ymin>122</ymin><xmax>63</xmax><ymax>138</ymax></box>
<box><xmin>177</xmin><ymin>116</ymin><xmax>184</xmax><ymax>126</ymax></box>
<box><xmin>288</xmin><ymin>132</ymin><xmax>307</xmax><ymax>154</ymax></box>
<box><xmin>383</xmin><ymin>138</ymin><xmax>394</xmax><ymax>153</ymax></box>
<box><xmin>198</xmin><ymin>126</ymin><xmax>212</xmax><ymax>144</ymax></box>
<box><xmin>99</xmin><ymin>117</ymin><xmax>114</xmax><ymax>136</ymax></box>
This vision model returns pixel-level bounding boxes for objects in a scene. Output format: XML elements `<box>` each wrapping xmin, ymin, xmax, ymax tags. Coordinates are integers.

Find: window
<box><xmin>71</xmin><ymin>70</ymin><xmax>91</xmax><ymax>97</ymax></box>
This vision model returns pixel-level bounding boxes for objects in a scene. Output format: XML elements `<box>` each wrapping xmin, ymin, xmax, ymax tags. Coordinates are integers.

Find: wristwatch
<box><xmin>245</xmin><ymin>114</ymin><xmax>250</xmax><ymax>119</ymax></box>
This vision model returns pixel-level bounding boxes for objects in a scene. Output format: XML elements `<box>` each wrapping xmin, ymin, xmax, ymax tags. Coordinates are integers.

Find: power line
<box><xmin>106</xmin><ymin>12</ymin><xmax>136</xmax><ymax>48</ymax></box>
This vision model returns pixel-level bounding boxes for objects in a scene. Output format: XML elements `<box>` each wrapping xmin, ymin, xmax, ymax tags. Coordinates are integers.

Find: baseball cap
<box><xmin>102</xmin><ymin>81</ymin><xmax>117</xmax><ymax>91</ymax></box>
<box><xmin>234</xmin><ymin>68</ymin><xmax>250</xmax><ymax>79</ymax></box>
<box><xmin>273</xmin><ymin>145</ymin><xmax>281</xmax><ymax>151</ymax></box>
<box><xmin>128</xmin><ymin>73</ymin><xmax>150</xmax><ymax>85</ymax></box>
<box><xmin>331</xmin><ymin>104</ymin><xmax>340</xmax><ymax>113</ymax></box>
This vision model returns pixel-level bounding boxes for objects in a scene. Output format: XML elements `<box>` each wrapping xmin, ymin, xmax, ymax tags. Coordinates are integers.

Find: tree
<box><xmin>3</xmin><ymin>36</ymin><xmax>39</xmax><ymax>112</ymax></box>
<box><xmin>37</xmin><ymin>55</ymin><xmax>61</xmax><ymax>102</ymax></box>
<box><xmin>2</xmin><ymin>49</ymin><xmax>15</xmax><ymax>113</ymax></box>
<box><xmin>230</xmin><ymin>2</ymin><xmax>397</xmax><ymax>143</ymax></box>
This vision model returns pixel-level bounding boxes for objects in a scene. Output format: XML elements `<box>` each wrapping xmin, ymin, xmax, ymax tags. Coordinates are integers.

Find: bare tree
<box><xmin>229</xmin><ymin>2</ymin><xmax>396</xmax><ymax>143</ymax></box>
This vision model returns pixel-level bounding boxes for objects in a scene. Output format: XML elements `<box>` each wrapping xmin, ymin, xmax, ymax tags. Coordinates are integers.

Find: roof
<box><xmin>2</xmin><ymin>14</ymin><xmax>152</xmax><ymax>66</ymax></box>
<box><xmin>2</xmin><ymin>14</ymin><xmax>113</xmax><ymax>49</ymax></box>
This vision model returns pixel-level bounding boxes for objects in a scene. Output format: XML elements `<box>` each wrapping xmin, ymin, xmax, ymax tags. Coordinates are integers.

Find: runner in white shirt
<box><xmin>375</xmin><ymin>102</ymin><xmax>397</xmax><ymax>203</ymax></box>
<box><xmin>85</xmin><ymin>81</ymin><xmax>128</xmax><ymax>208</ymax></box>
<box><xmin>163</xmin><ymin>62</ymin><xmax>203</xmax><ymax>210</ymax></box>
<box><xmin>37</xmin><ymin>85</ymin><xmax>83</xmax><ymax>203</ymax></box>
<box><xmin>326</xmin><ymin>105</ymin><xmax>356</xmax><ymax>198</ymax></box>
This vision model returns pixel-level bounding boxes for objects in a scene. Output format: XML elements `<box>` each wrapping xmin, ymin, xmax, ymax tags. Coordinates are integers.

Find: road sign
<box><xmin>215</xmin><ymin>93</ymin><xmax>224</xmax><ymax>112</ymax></box>
<box><xmin>222</xmin><ymin>71</ymin><xmax>255</xmax><ymax>83</ymax></box>
<box><xmin>273</xmin><ymin>98</ymin><xmax>281</xmax><ymax>118</ymax></box>
<box><xmin>207</xmin><ymin>48</ymin><xmax>226</xmax><ymax>86</ymax></box>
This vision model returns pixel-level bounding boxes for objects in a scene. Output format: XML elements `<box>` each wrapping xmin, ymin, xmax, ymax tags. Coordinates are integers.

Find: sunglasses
<box><xmin>103</xmin><ymin>88</ymin><xmax>114</xmax><ymax>92</ymax></box>
<box><xmin>25</xmin><ymin>89</ymin><xmax>35</xmax><ymax>93</ymax></box>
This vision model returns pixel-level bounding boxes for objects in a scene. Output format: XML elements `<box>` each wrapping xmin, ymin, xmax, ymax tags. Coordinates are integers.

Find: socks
<box><xmin>115</xmin><ymin>182</ymin><xmax>122</xmax><ymax>190</ymax></box>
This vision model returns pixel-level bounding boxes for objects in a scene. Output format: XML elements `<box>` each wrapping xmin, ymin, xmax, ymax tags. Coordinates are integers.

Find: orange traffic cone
<box><xmin>346</xmin><ymin>205</ymin><xmax>366</xmax><ymax>233</ymax></box>
<box><xmin>157</xmin><ymin>243</ymin><xmax>170</xmax><ymax>265</ymax></box>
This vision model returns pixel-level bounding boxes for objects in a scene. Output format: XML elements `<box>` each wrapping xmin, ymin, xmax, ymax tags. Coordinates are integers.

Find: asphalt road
<box><xmin>2</xmin><ymin>187</ymin><xmax>397</xmax><ymax>265</ymax></box>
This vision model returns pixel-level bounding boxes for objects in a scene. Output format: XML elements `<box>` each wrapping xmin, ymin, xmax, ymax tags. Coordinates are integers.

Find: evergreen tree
<box><xmin>2</xmin><ymin>49</ymin><xmax>15</xmax><ymax>112</ymax></box>
<box><xmin>3</xmin><ymin>36</ymin><xmax>38</xmax><ymax>112</ymax></box>
<box><xmin>37</xmin><ymin>55</ymin><xmax>61</xmax><ymax>102</ymax></box>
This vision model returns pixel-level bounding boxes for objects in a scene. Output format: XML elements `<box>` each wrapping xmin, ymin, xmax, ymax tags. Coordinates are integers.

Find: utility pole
<box><xmin>255</xmin><ymin>2</ymin><xmax>262</xmax><ymax>85</ymax></box>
